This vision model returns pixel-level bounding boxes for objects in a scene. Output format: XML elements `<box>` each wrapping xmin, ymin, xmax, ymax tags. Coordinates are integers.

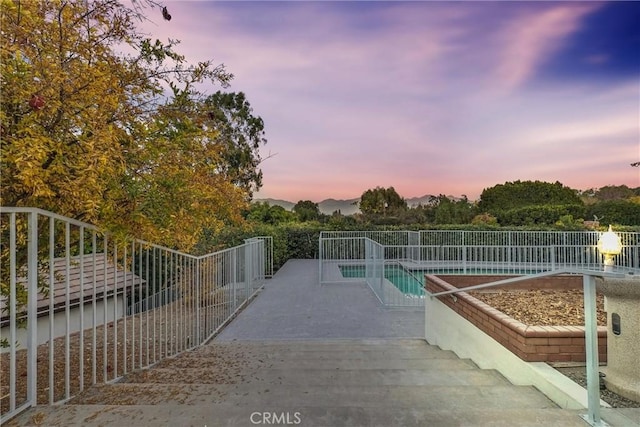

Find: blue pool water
<box><xmin>339</xmin><ymin>264</ymin><xmax>541</xmax><ymax>297</ymax></box>
<box><xmin>339</xmin><ymin>265</ymin><xmax>425</xmax><ymax>296</ymax></box>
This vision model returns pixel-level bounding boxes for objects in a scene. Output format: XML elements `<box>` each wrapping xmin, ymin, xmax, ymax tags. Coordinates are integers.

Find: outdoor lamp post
<box><xmin>597</xmin><ymin>225</ymin><xmax>622</xmax><ymax>272</ymax></box>
<box><xmin>595</xmin><ymin>225</ymin><xmax>640</xmax><ymax>405</ymax></box>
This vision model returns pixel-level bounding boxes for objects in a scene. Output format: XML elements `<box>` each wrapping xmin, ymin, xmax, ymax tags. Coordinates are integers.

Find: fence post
<box><xmin>318</xmin><ymin>233</ymin><xmax>323</xmax><ymax>285</ymax></box>
<box><xmin>196</xmin><ymin>257</ymin><xmax>201</xmax><ymax>345</ymax></box>
<box><xmin>229</xmin><ymin>249</ymin><xmax>235</xmax><ymax>311</ymax></box>
<box><xmin>27</xmin><ymin>211</ymin><xmax>38</xmax><ymax>404</ymax></box>
<box><xmin>244</xmin><ymin>240</ymin><xmax>252</xmax><ymax>303</ymax></box>
<box><xmin>462</xmin><ymin>246</ymin><xmax>467</xmax><ymax>274</ymax></box>
<box><xmin>581</xmin><ymin>274</ymin><xmax>604</xmax><ymax>426</ymax></box>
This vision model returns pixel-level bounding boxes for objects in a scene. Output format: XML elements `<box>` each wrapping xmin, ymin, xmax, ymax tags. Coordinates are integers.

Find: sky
<box><xmin>140</xmin><ymin>1</ymin><xmax>640</xmax><ymax>202</ymax></box>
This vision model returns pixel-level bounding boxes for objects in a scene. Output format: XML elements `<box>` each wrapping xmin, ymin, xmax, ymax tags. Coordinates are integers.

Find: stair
<box><xmin>7</xmin><ymin>339</ymin><xmax>587</xmax><ymax>426</ymax></box>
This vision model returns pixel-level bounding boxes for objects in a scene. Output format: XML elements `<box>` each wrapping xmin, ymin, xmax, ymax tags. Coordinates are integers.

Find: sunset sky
<box><xmin>141</xmin><ymin>1</ymin><xmax>640</xmax><ymax>202</ymax></box>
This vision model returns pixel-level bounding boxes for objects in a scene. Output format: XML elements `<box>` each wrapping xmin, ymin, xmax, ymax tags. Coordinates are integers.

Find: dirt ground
<box><xmin>1</xmin><ymin>296</ymin><xmax>247</xmax><ymax>416</ymax></box>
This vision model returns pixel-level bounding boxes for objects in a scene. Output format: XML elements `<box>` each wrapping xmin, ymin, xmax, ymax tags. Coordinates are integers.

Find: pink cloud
<box><xmin>137</xmin><ymin>2</ymin><xmax>639</xmax><ymax>202</ymax></box>
<box><xmin>493</xmin><ymin>3</ymin><xmax>603</xmax><ymax>90</ymax></box>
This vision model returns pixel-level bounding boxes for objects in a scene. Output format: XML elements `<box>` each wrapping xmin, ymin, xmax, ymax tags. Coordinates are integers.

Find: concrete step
<box><xmin>189</xmin><ymin>340</ymin><xmax>458</xmax><ymax>360</ymax></box>
<box><xmin>153</xmin><ymin>355</ymin><xmax>468</xmax><ymax>370</ymax></box>
<box><xmin>8</xmin><ymin>338</ymin><xmax>633</xmax><ymax>427</ymax></box>
<box><xmin>69</xmin><ymin>382</ymin><xmax>555</xmax><ymax>409</ymax></box>
<box><xmin>122</xmin><ymin>365</ymin><xmax>509</xmax><ymax>387</ymax></box>
<box><xmin>9</xmin><ymin>403</ymin><xmax>589</xmax><ymax>427</ymax></box>
<box><xmin>208</xmin><ymin>338</ymin><xmax>437</xmax><ymax>347</ymax></box>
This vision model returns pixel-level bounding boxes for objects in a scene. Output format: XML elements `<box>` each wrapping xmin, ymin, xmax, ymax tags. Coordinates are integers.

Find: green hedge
<box><xmin>586</xmin><ymin>200</ymin><xmax>640</xmax><ymax>226</ymax></box>
<box><xmin>196</xmin><ymin>219</ymin><xmax>639</xmax><ymax>274</ymax></box>
<box><xmin>493</xmin><ymin>204</ymin><xmax>586</xmax><ymax>226</ymax></box>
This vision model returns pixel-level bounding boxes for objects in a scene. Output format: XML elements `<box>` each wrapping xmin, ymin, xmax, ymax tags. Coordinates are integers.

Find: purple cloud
<box><xmin>141</xmin><ymin>1</ymin><xmax>639</xmax><ymax>201</ymax></box>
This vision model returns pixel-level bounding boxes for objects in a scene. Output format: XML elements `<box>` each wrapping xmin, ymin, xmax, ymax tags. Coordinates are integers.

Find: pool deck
<box><xmin>216</xmin><ymin>260</ymin><xmax>424</xmax><ymax>341</ymax></box>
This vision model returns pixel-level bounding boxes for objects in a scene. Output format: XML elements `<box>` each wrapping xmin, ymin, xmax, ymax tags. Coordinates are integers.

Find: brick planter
<box><xmin>425</xmin><ymin>275</ymin><xmax>607</xmax><ymax>363</ymax></box>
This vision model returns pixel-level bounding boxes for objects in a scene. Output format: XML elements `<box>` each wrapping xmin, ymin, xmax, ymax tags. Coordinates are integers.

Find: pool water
<box><xmin>339</xmin><ymin>264</ymin><xmax>542</xmax><ymax>297</ymax></box>
<box><xmin>339</xmin><ymin>265</ymin><xmax>425</xmax><ymax>296</ymax></box>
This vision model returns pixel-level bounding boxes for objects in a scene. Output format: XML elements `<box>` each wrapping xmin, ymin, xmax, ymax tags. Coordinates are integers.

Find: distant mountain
<box><xmin>255</xmin><ymin>194</ymin><xmax>440</xmax><ymax>215</ymax></box>
<box><xmin>318</xmin><ymin>198</ymin><xmax>360</xmax><ymax>215</ymax></box>
<box><xmin>255</xmin><ymin>198</ymin><xmax>296</xmax><ymax>211</ymax></box>
<box><xmin>406</xmin><ymin>195</ymin><xmax>437</xmax><ymax>207</ymax></box>
<box><xmin>255</xmin><ymin>198</ymin><xmax>360</xmax><ymax>215</ymax></box>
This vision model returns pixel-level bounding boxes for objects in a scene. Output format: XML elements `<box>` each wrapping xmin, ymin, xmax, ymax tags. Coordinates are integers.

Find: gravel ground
<box><xmin>556</xmin><ymin>366</ymin><xmax>639</xmax><ymax>408</ymax></box>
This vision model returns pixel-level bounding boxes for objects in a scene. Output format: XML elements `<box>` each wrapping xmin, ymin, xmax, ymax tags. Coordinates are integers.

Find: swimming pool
<box><xmin>339</xmin><ymin>264</ymin><xmax>542</xmax><ymax>297</ymax></box>
<box><xmin>339</xmin><ymin>265</ymin><xmax>425</xmax><ymax>296</ymax></box>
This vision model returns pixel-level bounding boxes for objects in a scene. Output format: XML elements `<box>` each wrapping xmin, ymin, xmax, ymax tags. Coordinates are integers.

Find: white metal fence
<box><xmin>319</xmin><ymin>230</ymin><xmax>640</xmax><ymax>307</ymax></box>
<box><xmin>321</xmin><ymin>230</ymin><xmax>420</xmax><ymax>246</ymax></box>
<box><xmin>0</xmin><ymin>208</ymin><xmax>271</xmax><ymax>423</ymax></box>
<box><xmin>418</xmin><ymin>230</ymin><xmax>640</xmax><ymax>270</ymax></box>
<box><xmin>363</xmin><ymin>240</ymin><xmax>426</xmax><ymax>307</ymax></box>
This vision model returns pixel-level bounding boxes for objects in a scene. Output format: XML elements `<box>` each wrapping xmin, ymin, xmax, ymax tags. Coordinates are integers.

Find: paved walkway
<box><xmin>215</xmin><ymin>259</ymin><xmax>424</xmax><ymax>341</ymax></box>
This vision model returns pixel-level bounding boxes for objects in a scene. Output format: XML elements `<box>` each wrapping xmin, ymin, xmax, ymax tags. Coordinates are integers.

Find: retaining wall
<box><xmin>424</xmin><ymin>274</ymin><xmax>607</xmax><ymax>363</ymax></box>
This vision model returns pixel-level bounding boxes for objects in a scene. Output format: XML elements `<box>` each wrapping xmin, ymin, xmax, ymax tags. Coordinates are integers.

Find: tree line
<box><xmin>245</xmin><ymin>181</ymin><xmax>640</xmax><ymax>228</ymax></box>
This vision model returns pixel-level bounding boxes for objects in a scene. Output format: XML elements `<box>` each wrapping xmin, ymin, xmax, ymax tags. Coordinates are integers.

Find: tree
<box><xmin>478</xmin><ymin>181</ymin><xmax>583</xmax><ymax>213</ymax></box>
<box><xmin>471</xmin><ymin>213</ymin><xmax>498</xmax><ymax>226</ymax></box>
<box><xmin>495</xmin><ymin>204</ymin><xmax>586</xmax><ymax>226</ymax></box>
<box><xmin>359</xmin><ymin>187</ymin><xmax>407</xmax><ymax>216</ymax></box>
<box><xmin>0</xmin><ymin>0</ymin><xmax>258</xmax><ymax>249</ymax></box>
<box><xmin>1</xmin><ymin>0</ymin><xmax>143</xmax><ymax>221</ymax></box>
<box><xmin>433</xmin><ymin>195</ymin><xmax>476</xmax><ymax>225</ymax></box>
<box><xmin>328</xmin><ymin>210</ymin><xmax>357</xmax><ymax>227</ymax></box>
<box><xmin>293</xmin><ymin>200</ymin><xmax>320</xmax><ymax>222</ymax></box>
<box><xmin>110</xmin><ymin>90</ymin><xmax>248</xmax><ymax>248</ymax></box>
<box><xmin>246</xmin><ymin>202</ymin><xmax>295</xmax><ymax>225</ymax></box>
<box><xmin>203</xmin><ymin>91</ymin><xmax>267</xmax><ymax>198</ymax></box>
<box><xmin>594</xmin><ymin>185</ymin><xmax>634</xmax><ymax>201</ymax></box>
<box><xmin>587</xmin><ymin>200</ymin><xmax>640</xmax><ymax>226</ymax></box>
<box><xmin>477</xmin><ymin>181</ymin><xmax>585</xmax><ymax>226</ymax></box>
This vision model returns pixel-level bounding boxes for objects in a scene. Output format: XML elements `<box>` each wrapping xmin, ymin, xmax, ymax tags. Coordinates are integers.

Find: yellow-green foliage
<box><xmin>1</xmin><ymin>0</ymin><xmax>250</xmax><ymax>251</ymax></box>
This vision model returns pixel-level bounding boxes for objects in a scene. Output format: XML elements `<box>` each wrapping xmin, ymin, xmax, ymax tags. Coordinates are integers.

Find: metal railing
<box><xmin>246</xmin><ymin>236</ymin><xmax>274</xmax><ymax>278</ymax></box>
<box><xmin>320</xmin><ymin>230</ymin><xmax>420</xmax><ymax>246</ymax></box>
<box><xmin>418</xmin><ymin>230</ymin><xmax>639</xmax><ymax>270</ymax></box>
<box><xmin>0</xmin><ymin>208</ymin><xmax>270</xmax><ymax>423</ymax></box>
<box><xmin>319</xmin><ymin>230</ymin><xmax>640</xmax><ymax>307</ymax></box>
<box><xmin>424</xmin><ymin>269</ymin><xmax>624</xmax><ymax>427</ymax></box>
<box><xmin>358</xmin><ymin>239</ymin><xmax>424</xmax><ymax>307</ymax></box>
